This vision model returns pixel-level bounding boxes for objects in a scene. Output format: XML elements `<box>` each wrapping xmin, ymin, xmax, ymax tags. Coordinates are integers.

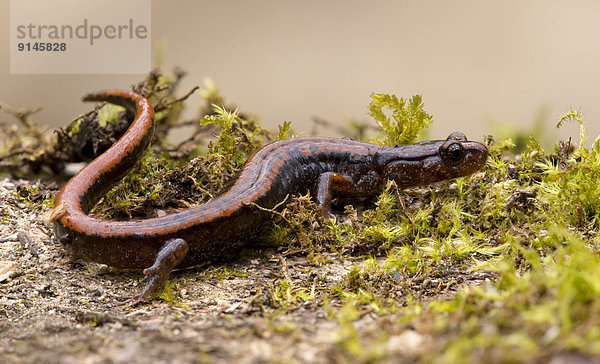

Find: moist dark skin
<box><xmin>51</xmin><ymin>90</ymin><xmax>489</xmax><ymax>301</ymax></box>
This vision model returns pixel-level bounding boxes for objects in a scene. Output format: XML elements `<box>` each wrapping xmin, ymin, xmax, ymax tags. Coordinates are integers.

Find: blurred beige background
<box><xmin>2</xmin><ymin>0</ymin><xmax>600</xmax><ymax>144</ymax></box>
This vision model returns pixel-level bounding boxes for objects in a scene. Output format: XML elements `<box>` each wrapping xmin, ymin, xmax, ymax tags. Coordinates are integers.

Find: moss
<box><xmin>204</xmin><ymin>267</ymin><xmax>248</xmax><ymax>281</ymax></box>
<box><xmin>368</xmin><ymin>93</ymin><xmax>432</xmax><ymax>145</ymax></box>
<box><xmin>69</xmin><ymin>118</ymin><xmax>82</xmax><ymax>134</ymax></box>
<box><xmin>270</xmin><ymin>279</ymin><xmax>316</xmax><ymax>309</ymax></box>
<box><xmin>419</xmin><ymin>227</ymin><xmax>600</xmax><ymax>362</ymax></box>
<box><xmin>91</xmin><ymin>147</ymin><xmax>172</xmax><ymax>219</ymax></box>
<box><xmin>96</xmin><ymin>104</ymin><xmax>125</xmax><ymax>128</ymax></box>
<box><xmin>15</xmin><ymin>184</ymin><xmax>54</xmax><ymax>209</ymax></box>
<box><xmin>199</xmin><ymin>104</ymin><xmax>266</xmax><ymax>172</ymax></box>
<box><xmin>276</xmin><ymin>120</ymin><xmax>292</xmax><ymax>141</ymax></box>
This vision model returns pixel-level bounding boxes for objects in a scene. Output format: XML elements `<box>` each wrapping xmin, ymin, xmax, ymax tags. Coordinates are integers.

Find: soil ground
<box><xmin>0</xmin><ymin>176</ymin><xmax>496</xmax><ymax>364</ymax></box>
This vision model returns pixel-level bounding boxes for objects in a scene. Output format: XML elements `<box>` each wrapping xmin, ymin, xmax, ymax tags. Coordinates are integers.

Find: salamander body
<box><xmin>51</xmin><ymin>90</ymin><xmax>488</xmax><ymax>300</ymax></box>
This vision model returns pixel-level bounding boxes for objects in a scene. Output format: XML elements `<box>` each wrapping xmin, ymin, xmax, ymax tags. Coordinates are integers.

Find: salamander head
<box><xmin>374</xmin><ymin>132</ymin><xmax>488</xmax><ymax>188</ymax></box>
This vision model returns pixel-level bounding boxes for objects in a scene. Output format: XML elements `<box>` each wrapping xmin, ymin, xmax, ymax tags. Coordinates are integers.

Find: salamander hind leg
<box><xmin>316</xmin><ymin>172</ymin><xmax>355</xmax><ymax>219</ymax></box>
<box><xmin>133</xmin><ymin>238</ymin><xmax>189</xmax><ymax>302</ymax></box>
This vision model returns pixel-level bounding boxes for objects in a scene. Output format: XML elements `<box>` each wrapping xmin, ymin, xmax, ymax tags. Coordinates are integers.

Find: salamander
<box><xmin>50</xmin><ymin>90</ymin><xmax>488</xmax><ymax>301</ymax></box>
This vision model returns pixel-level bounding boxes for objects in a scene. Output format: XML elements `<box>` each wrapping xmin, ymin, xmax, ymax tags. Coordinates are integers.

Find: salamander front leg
<box><xmin>316</xmin><ymin>172</ymin><xmax>355</xmax><ymax>219</ymax></box>
<box><xmin>133</xmin><ymin>238</ymin><xmax>189</xmax><ymax>302</ymax></box>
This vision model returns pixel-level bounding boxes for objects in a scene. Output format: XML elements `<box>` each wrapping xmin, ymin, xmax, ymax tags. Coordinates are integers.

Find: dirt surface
<box><xmin>0</xmin><ymin>176</ymin><xmax>497</xmax><ymax>364</ymax></box>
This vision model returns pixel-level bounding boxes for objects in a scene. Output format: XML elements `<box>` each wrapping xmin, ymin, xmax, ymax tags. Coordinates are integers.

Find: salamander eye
<box><xmin>440</xmin><ymin>141</ymin><xmax>464</xmax><ymax>164</ymax></box>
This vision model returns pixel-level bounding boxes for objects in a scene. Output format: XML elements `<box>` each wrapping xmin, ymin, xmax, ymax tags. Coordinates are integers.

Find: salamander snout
<box><xmin>446</xmin><ymin>139</ymin><xmax>488</xmax><ymax>177</ymax></box>
<box><xmin>439</xmin><ymin>136</ymin><xmax>488</xmax><ymax>172</ymax></box>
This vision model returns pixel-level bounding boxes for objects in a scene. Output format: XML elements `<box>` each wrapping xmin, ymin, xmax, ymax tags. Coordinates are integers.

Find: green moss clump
<box><xmin>92</xmin><ymin>147</ymin><xmax>170</xmax><ymax>219</ymax></box>
<box><xmin>276</xmin><ymin>120</ymin><xmax>292</xmax><ymax>141</ymax></box>
<box><xmin>368</xmin><ymin>93</ymin><xmax>432</xmax><ymax>145</ymax></box>
<box><xmin>204</xmin><ymin>267</ymin><xmax>248</xmax><ymax>281</ymax></box>
<box><xmin>270</xmin><ymin>279</ymin><xmax>316</xmax><ymax>309</ymax></box>
<box><xmin>422</xmin><ymin>227</ymin><xmax>600</xmax><ymax>363</ymax></box>
<box><xmin>96</xmin><ymin>104</ymin><xmax>125</xmax><ymax>128</ymax></box>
